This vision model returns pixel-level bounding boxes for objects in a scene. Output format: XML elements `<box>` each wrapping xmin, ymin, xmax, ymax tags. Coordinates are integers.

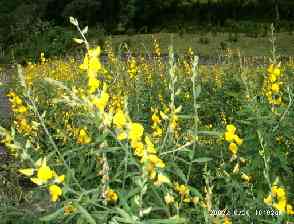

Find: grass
<box><xmin>96</xmin><ymin>32</ymin><xmax>294</xmax><ymax>57</ymax></box>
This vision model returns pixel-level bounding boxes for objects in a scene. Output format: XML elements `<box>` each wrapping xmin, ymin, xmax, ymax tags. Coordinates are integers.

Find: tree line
<box><xmin>1</xmin><ymin>0</ymin><xmax>294</xmax><ymax>33</ymax></box>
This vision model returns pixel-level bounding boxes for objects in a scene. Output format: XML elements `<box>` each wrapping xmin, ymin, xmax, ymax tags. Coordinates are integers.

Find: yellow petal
<box><xmin>30</xmin><ymin>177</ymin><xmax>44</xmax><ymax>186</ymax></box>
<box><xmin>19</xmin><ymin>168</ymin><xmax>34</xmax><ymax>176</ymax></box>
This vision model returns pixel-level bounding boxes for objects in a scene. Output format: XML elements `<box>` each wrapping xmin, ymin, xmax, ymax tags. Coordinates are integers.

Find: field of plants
<box><xmin>0</xmin><ymin>19</ymin><xmax>294</xmax><ymax>224</ymax></box>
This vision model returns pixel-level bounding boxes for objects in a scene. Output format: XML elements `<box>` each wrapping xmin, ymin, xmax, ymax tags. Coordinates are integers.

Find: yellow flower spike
<box><xmin>154</xmin><ymin>173</ymin><xmax>170</xmax><ymax>186</ymax></box>
<box><xmin>80</xmin><ymin>47</ymin><xmax>101</xmax><ymax>71</ymax></box>
<box><xmin>49</xmin><ymin>184</ymin><xmax>62</xmax><ymax>202</ymax></box>
<box><xmin>226</xmin><ymin>124</ymin><xmax>236</xmax><ymax>133</ymax></box>
<box><xmin>113</xmin><ymin>110</ymin><xmax>127</xmax><ymax>129</ymax></box>
<box><xmin>129</xmin><ymin>123</ymin><xmax>144</xmax><ymax>142</ymax></box>
<box><xmin>19</xmin><ymin>168</ymin><xmax>34</xmax><ymax>176</ymax></box>
<box><xmin>164</xmin><ymin>193</ymin><xmax>175</xmax><ymax>204</ymax></box>
<box><xmin>228</xmin><ymin>142</ymin><xmax>238</xmax><ymax>155</ymax></box>
<box><xmin>88</xmin><ymin>77</ymin><xmax>100</xmax><ymax>93</ymax></box>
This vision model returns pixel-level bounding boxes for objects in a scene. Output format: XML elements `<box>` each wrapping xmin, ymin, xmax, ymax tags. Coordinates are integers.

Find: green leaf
<box><xmin>73</xmin><ymin>38</ymin><xmax>84</xmax><ymax>44</ymax></box>
<box><xmin>82</xmin><ymin>26</ymin><xmax>88</xmax><ymax>35</ymax></box>
<box><xmin>192</xmin><ymin>157</ymin><xmax>212</xmax><ymax>163</ymax></box>
<box><xmin>77</xmin><ymin>204</ymin><xmax>96</xmax><ymax>224</ymax></box>
<box><xmin>114</xmin><ymin>208</ymin><xmax>137</xmax><ymax>223</ymax></box>
<box><xmin>194</xmin><ymin>85</ymin><xmax>201</xmax><ymax>98</ymax></box>
<box><xmin>145</xmin><ymin>216</ymin><xmax>187</xmax><ymax>224</ymax></box>
<box><xmin>69</xmin><ymin>17</ymin><xmax>78</xmax><ymax>26</ymax></box>
<box><xmin>170</xmin><ymin>163</ymin><xmax>187</xmax><ymax>182</ymax></box>
<box><xmin>197</xmin><ymin>131</ymin><xmax>222</xmax><ymax>136</ymax></box>
<box><xmin>39</xmin><ymin>208</ymin><xmax>64</xmax><ymax>222</ymax></box>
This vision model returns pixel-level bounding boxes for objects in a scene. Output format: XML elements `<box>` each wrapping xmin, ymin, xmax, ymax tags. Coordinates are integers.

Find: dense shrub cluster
<box><xmin>0</xmin><ymin>20</ymin><xmax>293</xmax><ymax>223</ymax></box>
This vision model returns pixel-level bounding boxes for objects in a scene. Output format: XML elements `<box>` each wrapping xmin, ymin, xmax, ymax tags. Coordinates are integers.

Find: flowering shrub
<box><xmin>0</xmin><ymin>18</ymin><xmax>294</xmax><ymax>224</ymax></box>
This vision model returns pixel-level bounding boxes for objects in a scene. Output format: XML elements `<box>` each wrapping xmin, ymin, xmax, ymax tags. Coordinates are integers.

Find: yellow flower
<box><xmin>264</xmin><ymin>195</ymin><xmax>272</xmax><ymax>205</ymax></box>
<box><xmin>19</xmin><ymin>168</ymin><xmax>34</xmax><ymax>176</ymax></box>
<box><xmin>92</xmin><ymin>91</ymin><xmax>109</xmax><ymax>112</ymax></box>
<box><xmin>272</xmin><ymin>186</ymin><xmax>286</xmax><ymax>199</ymax></box>
<box><xmin>131</xmin><ymin>141</ymin><xmax>144</xmax><ymax>157</ymax></box>
<box><xmin>154</xmin><ymin>173</ymin><xmax>170</xmax><ymax>186</ymax></box>
<box><xmin>64</xmin><ymin>203</ymin><xmax>76</xmax><ymax>215</ymax></box>
<box><xmin>273</xmin><ymin>199</ymin><xmax>287</xmax><ymax>213</ymax></box>
<box><xmin>151</xmin><ymin>113</ymin><xmax>161</xmax><ymax>125</ymax></box>
<box><xmin>174</xmin><ymin>183</ymin><xmax>190</xmax><ymax>198</ymax></box>
<box><xmin>113</xmin><ymin>110</ymin><xmax>127</xmax><ymax>129</ymax></box>
<box><xmin>117</xmin><ymin>131</ymin><xmax>127</xmax><ymax>141</ymax></box>
<box><xmin>49</xmin><ymin>184</ymin><xmax>62</xmax><ymax>202</ymax></box>
<box><xmin>153</xmin><ymin>127</ymin><xmax>163</xmax><ymax>137</ymax></box>
<box><xmin>286</xmin><ymin>204</ymin><xmax>294</xmax><ymax>215</ymax></box>
<box><xmin>147</xmin><ymin>154</ymin><xmax>165</xmax><ymax>168</ymax></box>
<box><xmin>241</xmin><ymin>173</ymin><xmax>251</xmax><ymax>182</ymax></box>
<box><xmin>267</xmin><ymin>64</ymin><xmax>280</xmax><ymax>76</ymax></box>
<box><xmin>37</xmin><ymin>159</ymin><xmax>53</xmax><ymax>182</ymax></box>
<box><xmin>17</xmin><ymin>105</ymin><xmax>28</xmax><ymax>113</ymax></box>
<box><xmin>77</xmin><ymin>128</ymin><xmax>91</xmax><ymax>144</ymax></box>
<box><xmin>233</xmin><ymin>135</ymin><xmax>243</xmax><ymax>145</ymax></box>
<box><xmin>129</xmin><ymin>123</ymin><xmax>144</xmax><ymax>142</ymax></box>
<box><xmin>271</xmin><ymin>83</ymin><xmax>280</xmax><ymax>92</ymax></box>
<box><xmin>273</xmin><ymin>67</ymin><xmax>281</xmax><ymax>77</ymax></box>
<box><xmin>223</xmin><ymin>216</ymin><xmax>232</xmax><ymax>224</ymax></box>
<box><xmin>224</xmin><ymin>131</ymin><xmax>235</xmax><ymax>142</ymax></box>
<box><xmin>105</xmin><ymin>188</ymin><xmax>118</xmax><ymax>203</ymax></box>
<box><xmin>226</xmin><ymin>124</ymin><xmax>236</xmax><ymax>134</ymax></box>
<box><xmin>269</xmin><ymin>73</ymin><xmax>277</xmax><ymax>82</ymax></box>
<box><xmin>145</xmin><ymin>136</ymin><xmax>156</xmax><ymax>154</ymax></box>
<box><xmin>53</xmin><ymin>171</ymin><xmax>65</xmax><ymax>184</ymax></box>
<box><xmin>164</xmin><ymin>193</ymin><xmax>175</xmax><ymax>204</ymax></box>
<box><xmin>228</xmin><ymin>143</ymin><xmax>238</xmax><ymax>154</ymax></box>
<box><xmin>191</xmin><ymin>196</ymin><xmax>199</xmax><ymax>205</ymax></box>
